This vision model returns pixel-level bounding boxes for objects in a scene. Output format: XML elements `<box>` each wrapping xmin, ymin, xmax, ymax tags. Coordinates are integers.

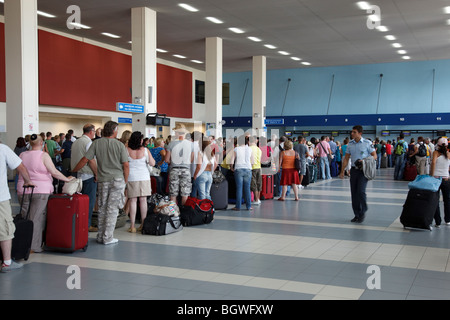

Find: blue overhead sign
<box><xmin>116</xmin><ymin>102</ymin><xmax>144</xmax><ymax>114</ymax></box>
<box><xmin>118</xmin><ymin>117</ymin><xmax>132</xmax><ymax>124</ymax></box>
<box><xmin>264</xmin><ymin>118</ymin><xmax>285</xmax><ymax>125</ymax></box>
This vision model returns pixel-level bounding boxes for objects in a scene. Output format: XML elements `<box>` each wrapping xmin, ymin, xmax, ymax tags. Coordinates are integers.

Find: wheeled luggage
<box><xmin>142</xmin><ymin>213</ymin><xmax>183</xmax><ymax>236</ymax></box>
<box><xmin>400</xmin><ymin>189</ymin><xmax>439</xmax><ymax>231</ymax></box>
<box><xmin>260</xmin><ymin>175</ymin><xmax>274</xmax><ymax>200</ymax></box>
<box><xmin>380</xmin><ymin>155</ymin><xmax>387</xmax><ymax>168</ymax></box>
<box><xmin>45</xmin><ymin>194</ymin><xmax>89</xmax><ymax>253</ymax></box>
<box><xmin>210</xmin><ymin>180</ymin><xmax>228</xmax><ymax>210</ymax></box>
<box><xmin>404</xmin><ymin>163</ymin><xmax>417</xmax><ymax>181</ymax></box>
<box><xmin>301</xmin><ymin>166</ymin><xmax>310</xmax><ymax>187</ymax></box>
<box><xmin>0</xmin><ymin>186</ymin><xmax>34</xmax><ymax>262</ymax></box>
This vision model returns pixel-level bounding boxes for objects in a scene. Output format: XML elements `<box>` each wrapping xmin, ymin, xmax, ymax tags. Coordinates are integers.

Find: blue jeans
<box><xmin>195</xmin><ymin>171</ymin><xmax>212</xmax><ymax>200</ymax></box>
<box><xmin>387</xmin><ymin>154</ymin><xmax>392</xmax><ymax>167</ymax></box>
<box><xmin>320</xmin><ymin>157</ymin><xmax>331</xmax><ymax>180</ymax></box>
<box><xmin>234</xmin><ymin>169</ymin><xmax>252</xmax><ymax>209</ymax></box>
<box><xmin>275</xmin><ymin>171</ymin><xmax>291</xmax><ymax>197</ymax></box>
<box><xmin>394</xmin><ymin>154</ymin><xmax>406</xmax><ymax>180</ymax></box>
<box><xmin>81</xmin><ymin>177</ymin><xmax>97</xmax><ymax>227</ymax></box>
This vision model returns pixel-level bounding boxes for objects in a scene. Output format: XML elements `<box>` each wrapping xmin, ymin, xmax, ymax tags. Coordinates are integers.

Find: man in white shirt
<box><xmin>0</xmin><ymin>143</ymin><xmax>34</xmax><ymax>272</ymax></box>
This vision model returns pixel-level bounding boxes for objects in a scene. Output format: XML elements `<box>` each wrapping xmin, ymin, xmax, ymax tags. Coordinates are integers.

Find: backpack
<box><xmin>395</xmin><ymin>142</ymin><xmax>405</xmax><ymax>155</ymax></box>
<box><xmin>417</xmin><ymin>144</ymin><xmax>427</xmax><ymax>157</ymax></box>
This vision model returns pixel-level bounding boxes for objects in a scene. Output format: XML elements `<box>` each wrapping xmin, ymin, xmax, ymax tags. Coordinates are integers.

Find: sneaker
<box><xmin>435</xmin><ymin>224</ymin><xmax>441</xmax><ymax>229</ymax></box>
<box><xmin>103</xmin><ymin>238</ymin><xmax>119</xmax><ymax>245</ymax></box>
<box><xmin>252</xmin><ymin>200</ymin><xmax>261</xmax><ymax>205</ymax></box>
<box><xmin>445</xmin><ymin>222</ymin><xmax>450</xmax><ymax>226</ymax></box>
<box><xmin>1</xmin><ymin>261</ymin><xmax>24</xmax><ymax>273</ymax></box>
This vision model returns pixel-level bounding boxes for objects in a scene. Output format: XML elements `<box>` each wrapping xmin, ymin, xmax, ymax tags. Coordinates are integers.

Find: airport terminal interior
<box><xmin>2</xmin><ymin>0</ymin><xmax>450</xmax><ymax>302</ymax></box>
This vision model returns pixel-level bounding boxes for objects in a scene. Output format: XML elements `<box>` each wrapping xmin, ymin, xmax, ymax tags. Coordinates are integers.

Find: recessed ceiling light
<box><xmin>392</xmin><ymin>43</ymin><xmax>402</xmax><ymax>48</ymax></box>
<box><xmin>278</xmin><ymin>51</ymin><xmax>290</xmax><ymax>55</ymax></box>
<box><xmin>264</xmin><ymin>44</ymin><xmax>277</xmax><ymax>49</ymax></box>
<box><xmin>229</xmin><ymin>27</ymin><xmax>245</xmax><ymax>34</ymax></box>
<box><xmin>69</xmin><ymin>22</ymin><xmax>91</xmax><ymax>29</ymax></box>
<box><xmin>368</xmin><ymin>14</ymin><xmax>380</xmax><ymax>22</ymax></box>
<box><xmin>397</xmin><ymin>50</ymin><xmax>407</xmax><ymax>54</ymax></box>
<box><xmin>101</xmin><ymin>32</ymin><xmax>121</xmax><ymax>39</ymax></box>
<box><xmin>385</xmin><ymin>35</ymin><xmax>396</xmax><ymax>41</ymax></box>
<box><xmin>191</xmin><ymin>60</ymin><xmax>203</xmax><ymax>64</ymax></box>
<box><xmin>444</xmin><ymin>6</ymin><xmax>450</xmax><ymax>14</ymax></box>
<box><xmin>356</xmin><ymin>1</ymin><xmax>372</xmax><ymax>10</ymax></box>
<box><xmin>156</xmin><ymin>49</ymin><xmax>168</xmax><ymax>53</ymax></box>
<box><xmin>402</xmin><ymin>56</ymin><xmax>411</xmax><ymax>60</ymax></box>
<box><xmin>291</xmin><ymin>57</ymin><xmax>301</xmax><ymax>61</ymax></box>
<box><xmin>37</xmin><ymin>11</ymin><xmax>56</xmax><ymax>18</ymax></box>
<box><xmin>248</xmin><ymin>37</ymin><xmax>262</xmax><ymax>42</ymax></box>
<box><xmin>173</xmin><ymin>54</ymin><xmax>186</xmax><ymax>59</ymax></box>
<box><xmin>302</xmin><ymin>62</ymin><xmax>311</xmax><ymax>66</ymax></box>
<box><xmin>376</xmin><ymin>25</ymin><xmax>389</xmax><ymax>32</ymax></box>
<box><xmin>178</xmin><ymin>3</ymin><xmax>199</xmax><ymax>12</ymax></box>
<box><xmin>206</xmin><ymin>17</ymin><xmax>223</xmax><ymax>24</ymax></box>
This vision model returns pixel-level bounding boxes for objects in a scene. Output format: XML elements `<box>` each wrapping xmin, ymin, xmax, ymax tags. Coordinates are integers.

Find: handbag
<box><xmin>294</xmin><ymin>152</ymin><xmax>301</xmax><ymax>171</ymax></box>
<box><xmin>144</xmin><ymin>149</ymin><xmax>161</xmax><ymax>176</ymax></box>
<box><xmin>408</xmin><ymin>175</ymin><xmax>442</xmax><ymax>192</ymax></box>
<box><xmin>62</xmin><ymin>178</ymin><xmax>83</xmax><ymax>196</ymax></box>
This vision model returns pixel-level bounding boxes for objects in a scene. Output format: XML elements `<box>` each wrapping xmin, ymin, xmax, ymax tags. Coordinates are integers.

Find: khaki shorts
<box><xmin>127</xmin><ymin>180</ymin><xmax>152</xmax><ymax>198</ymax></box>
<box><xmin>0</xmin><ymin>200</ymin><xmax>15</xmax><ymax>242</ymax></box>
<box><xmin>251</xmin><ymin>169</ymin><xmax>262</xmax><ymax>192</ymax></box>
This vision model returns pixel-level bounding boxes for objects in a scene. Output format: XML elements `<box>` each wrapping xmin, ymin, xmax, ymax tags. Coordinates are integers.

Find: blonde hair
<box><xmin>284</xmin><ymin>140</ymin><xmax>293</xmax><ymax>150</ymax></box>
<box><xmin>120</xmin><ymin>130</ymin><xmax>132</xmax><ymax>145</ymax></box>
<box><xmin>155</xmin><ymin>137</ymin><xmax>164</xmax><ymax>147</ymax></box>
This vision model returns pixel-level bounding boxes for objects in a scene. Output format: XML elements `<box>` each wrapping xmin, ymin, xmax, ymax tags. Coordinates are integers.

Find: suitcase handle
<box><xmin>21</xmin><ymin>185</ymin><xmax>35</xmax><ymax>220</ymax></box>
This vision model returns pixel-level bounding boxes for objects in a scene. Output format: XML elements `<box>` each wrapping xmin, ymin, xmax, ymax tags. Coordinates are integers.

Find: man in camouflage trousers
<box><xmin>73</xmin><ymin>121</ymin><xmax>129</xmax><ymax>245</ymax></box>
<box><xmin>165</xmin><ymin>124</ymin><xmax>194</xmax><ymax>206</ymax></box>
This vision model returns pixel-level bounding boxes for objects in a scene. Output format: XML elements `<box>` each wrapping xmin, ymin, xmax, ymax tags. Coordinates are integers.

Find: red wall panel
<box><xmin>157</xmin><ymin>63</ymin><xmax>192</xmax><ymax>119</ymax></box>
<box><xmin>0</xmin><ymin>24</ymin><xmax>6</xmax><ymax>102</ymax></box>
<box><xmin>38</xmin><ymin>30</ymin><xmax>132</xmax><ymax>111</ymax></box>
<box><xmin>0</xmin><ymin>26</ymin><xmax>193</xmax><ymax>118</ymax></box>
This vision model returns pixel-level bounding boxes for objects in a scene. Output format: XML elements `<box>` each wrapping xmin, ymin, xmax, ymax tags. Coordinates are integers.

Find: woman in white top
<box><xmin>231</xmin><ymin>135</ymin><xmax>254</xmax><ymax>211</ymax></box>
<box><xmin>126</xmin><ymin>131</ymin><xmax>155</xmax><ymax>233</ymax></box>
<box><xmin>430</xmin><ymin>137</ymin><xmax>450</xmax><ymax>227</ymax></box>
<box><xmin>193</xmin><ymin>140</ymin><xmax>217</xmax><ymax>200</ymax></box>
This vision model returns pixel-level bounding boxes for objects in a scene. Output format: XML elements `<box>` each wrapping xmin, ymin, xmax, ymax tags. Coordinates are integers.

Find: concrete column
<box><xmin>205</xmin><ymin>37</ymin><xmax>223</xmax><ymax>138</ymax></box>
<box><xmin>252</xmin><ymin>56</ymin><xmax>267</xmax><ymax>137</ymax></box>
<box><xmin>4</xmin><ymin>0</ymin><xmax>39</xmax><ymax>148</ymax></box>
<box><xmin>131</xmin><ymin>7</ymin><xmax>157</xmax><ymax>135</ymax></box>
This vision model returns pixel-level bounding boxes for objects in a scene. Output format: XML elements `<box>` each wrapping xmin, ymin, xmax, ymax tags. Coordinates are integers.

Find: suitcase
<box><xmin>404</xmin><ymin>163</ymin><xmax>417</xmax><ymax>181</ymax></box>
<box><xmin>45</xmin><ymin>194</ymin><xmax>89</xmax><ymax>253</ymax></box>
<box><xmin>380</xmin><ymin>155</ymin><xmax>387</xmax><ymax>168</ymax></box>
<box><xmin>260</xmin><ymin>175</ymin><xmax>274</xmax><ymax>200</ymax></box>
<box><xmin>400</xmin><ymin>189</ymin><xmax>439</xmax><ymax>231</ymax></box>
<box><xmin>0</xmin><ymin>186</ymin><xmax>34</xmax><ymax>262</ymax></box>
<box><xmin>210</xmin><ymin>180</ymin><xmax>228</xmax><ymax>210</ymax></box>
<box><xmin>301</xmin><ymin>166</ymin><xmax>310</xmax><ymax>187</ymax></box>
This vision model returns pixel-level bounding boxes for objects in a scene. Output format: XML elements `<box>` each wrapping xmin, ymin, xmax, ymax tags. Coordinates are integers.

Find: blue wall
<box><xmin>222</xmin><ymin>59</ymin><xmax>450</xmax><ymax>119</ymax></box>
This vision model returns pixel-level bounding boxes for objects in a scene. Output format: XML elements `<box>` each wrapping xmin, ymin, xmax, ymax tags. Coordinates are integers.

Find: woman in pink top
<box><xmin>17</xmin><ymin>134</ymin><xmax>73</xmax><ymax>253</ymax></box>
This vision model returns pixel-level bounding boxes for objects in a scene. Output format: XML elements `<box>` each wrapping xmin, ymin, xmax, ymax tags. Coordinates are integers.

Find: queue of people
<box><xmin>2</xmin><ymin>121</ymin><xmax>450</xmax><ymax>272</ymax></box>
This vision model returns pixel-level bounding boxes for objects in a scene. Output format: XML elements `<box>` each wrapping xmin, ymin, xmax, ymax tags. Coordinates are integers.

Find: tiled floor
<box><xmin>3</xmin><ymin>168</ymin><xmax>450</xmax><ymax>300</ymax></box>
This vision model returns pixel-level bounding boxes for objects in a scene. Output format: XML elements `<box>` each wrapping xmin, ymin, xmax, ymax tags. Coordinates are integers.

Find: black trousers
<box><xmin>434</xmin><ymin>179</ymin><xmax>450</xmax><ymax>225</ymax></box>
<box><xmin>350</xmin><ymin>167</ymin><xmax>369</xmax><ymax>218</ymax></box>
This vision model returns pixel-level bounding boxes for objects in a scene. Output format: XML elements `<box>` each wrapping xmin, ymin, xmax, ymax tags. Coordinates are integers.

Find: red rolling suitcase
<box><xmin>45</xmin><ymin>194</ymin><xmax>89</xmax><ymax>253</ymax></box>
<box><xmin>404</xmin><ymin>163</ymin><xmax>417</xmax><ymax>181</ymax></box>
<box><xmin>260</xmin><ymin>175</ymin><xmax>274</xmax><ymax>200</ymax></box>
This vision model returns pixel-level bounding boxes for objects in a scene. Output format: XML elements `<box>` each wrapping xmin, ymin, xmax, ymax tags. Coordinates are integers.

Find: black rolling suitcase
<box><xmin>301</xmin><ymin>166</ymin><xmax>310</xmax><ymax>187</ymax></box>
<box><xmin>210</xmin><ymin>180</ymin><xmax>228</xmax><ymax>210</ymax></box>
<box><xmin>0</xmin><ymin>186</ymin><xmax>34</xmax><ymax>262</ymax></box>
<box><xmin>400</xmin><ymin>189</ymin><xmax>439</xmax><ymax>231</ymax></box>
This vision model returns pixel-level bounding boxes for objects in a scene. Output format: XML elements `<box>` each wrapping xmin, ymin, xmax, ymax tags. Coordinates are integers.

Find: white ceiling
<box><xmin>5</xmin><ymin>0</ymin><xmax>450</xmax><ymax>72</ymax></box>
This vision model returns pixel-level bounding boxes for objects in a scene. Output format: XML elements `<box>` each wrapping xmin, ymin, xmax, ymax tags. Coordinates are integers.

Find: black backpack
<box><xmin>418</xmin><ymin>144</ymin><xmax>427</xmax><ymax>157</ymax></box>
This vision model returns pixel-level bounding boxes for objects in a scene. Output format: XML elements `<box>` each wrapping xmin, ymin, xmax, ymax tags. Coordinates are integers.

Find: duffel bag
<box><xmin>180</xmin><ymin>197</ymin><xmax>214</xmax><ymax>226</ymax></box>
<box><xmin>141</xmin><ymin>213</ymin><xmax>183</xmax><ymax>236</ymax></box>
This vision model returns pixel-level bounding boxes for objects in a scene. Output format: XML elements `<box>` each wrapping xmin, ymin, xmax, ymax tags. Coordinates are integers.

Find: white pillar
<box><xmin>131</xmin><ymin>7</ymin><xmax>157</xmax><ymax>135</ymax></box>
<box><xmin>252</xmin><ymin>56</ymin><xmax>266</xmax><ymax>137</ymax></box>
<box><xmin>205</xmin><ymin>37</ymin><xmax>223</xmax><ymax>138</ymax></box>
<box><xmin>4</xmin><ymin>0</ymin><xmax>39</xmax><ymax>148</ymax></box>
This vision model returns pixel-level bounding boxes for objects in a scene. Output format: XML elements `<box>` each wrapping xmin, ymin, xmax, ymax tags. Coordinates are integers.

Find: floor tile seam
<box><xmin>85</xmin><ymin>231</ymin><xmax>450</xmax><ymax>276</ymax></box>
<box><xmin>300</xmin><ymin>190</ymin><xmax>408</xmax><ymax>200</ymax></box>
<box><xmin>289</xmin><ymin>197</ymin><xmax>405</xmax><ymax>206</ymax></box>
<box><xmin>27</xmin><ymin>257</ymin><xmax>364</xmax><ymax>299</ymax></box>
